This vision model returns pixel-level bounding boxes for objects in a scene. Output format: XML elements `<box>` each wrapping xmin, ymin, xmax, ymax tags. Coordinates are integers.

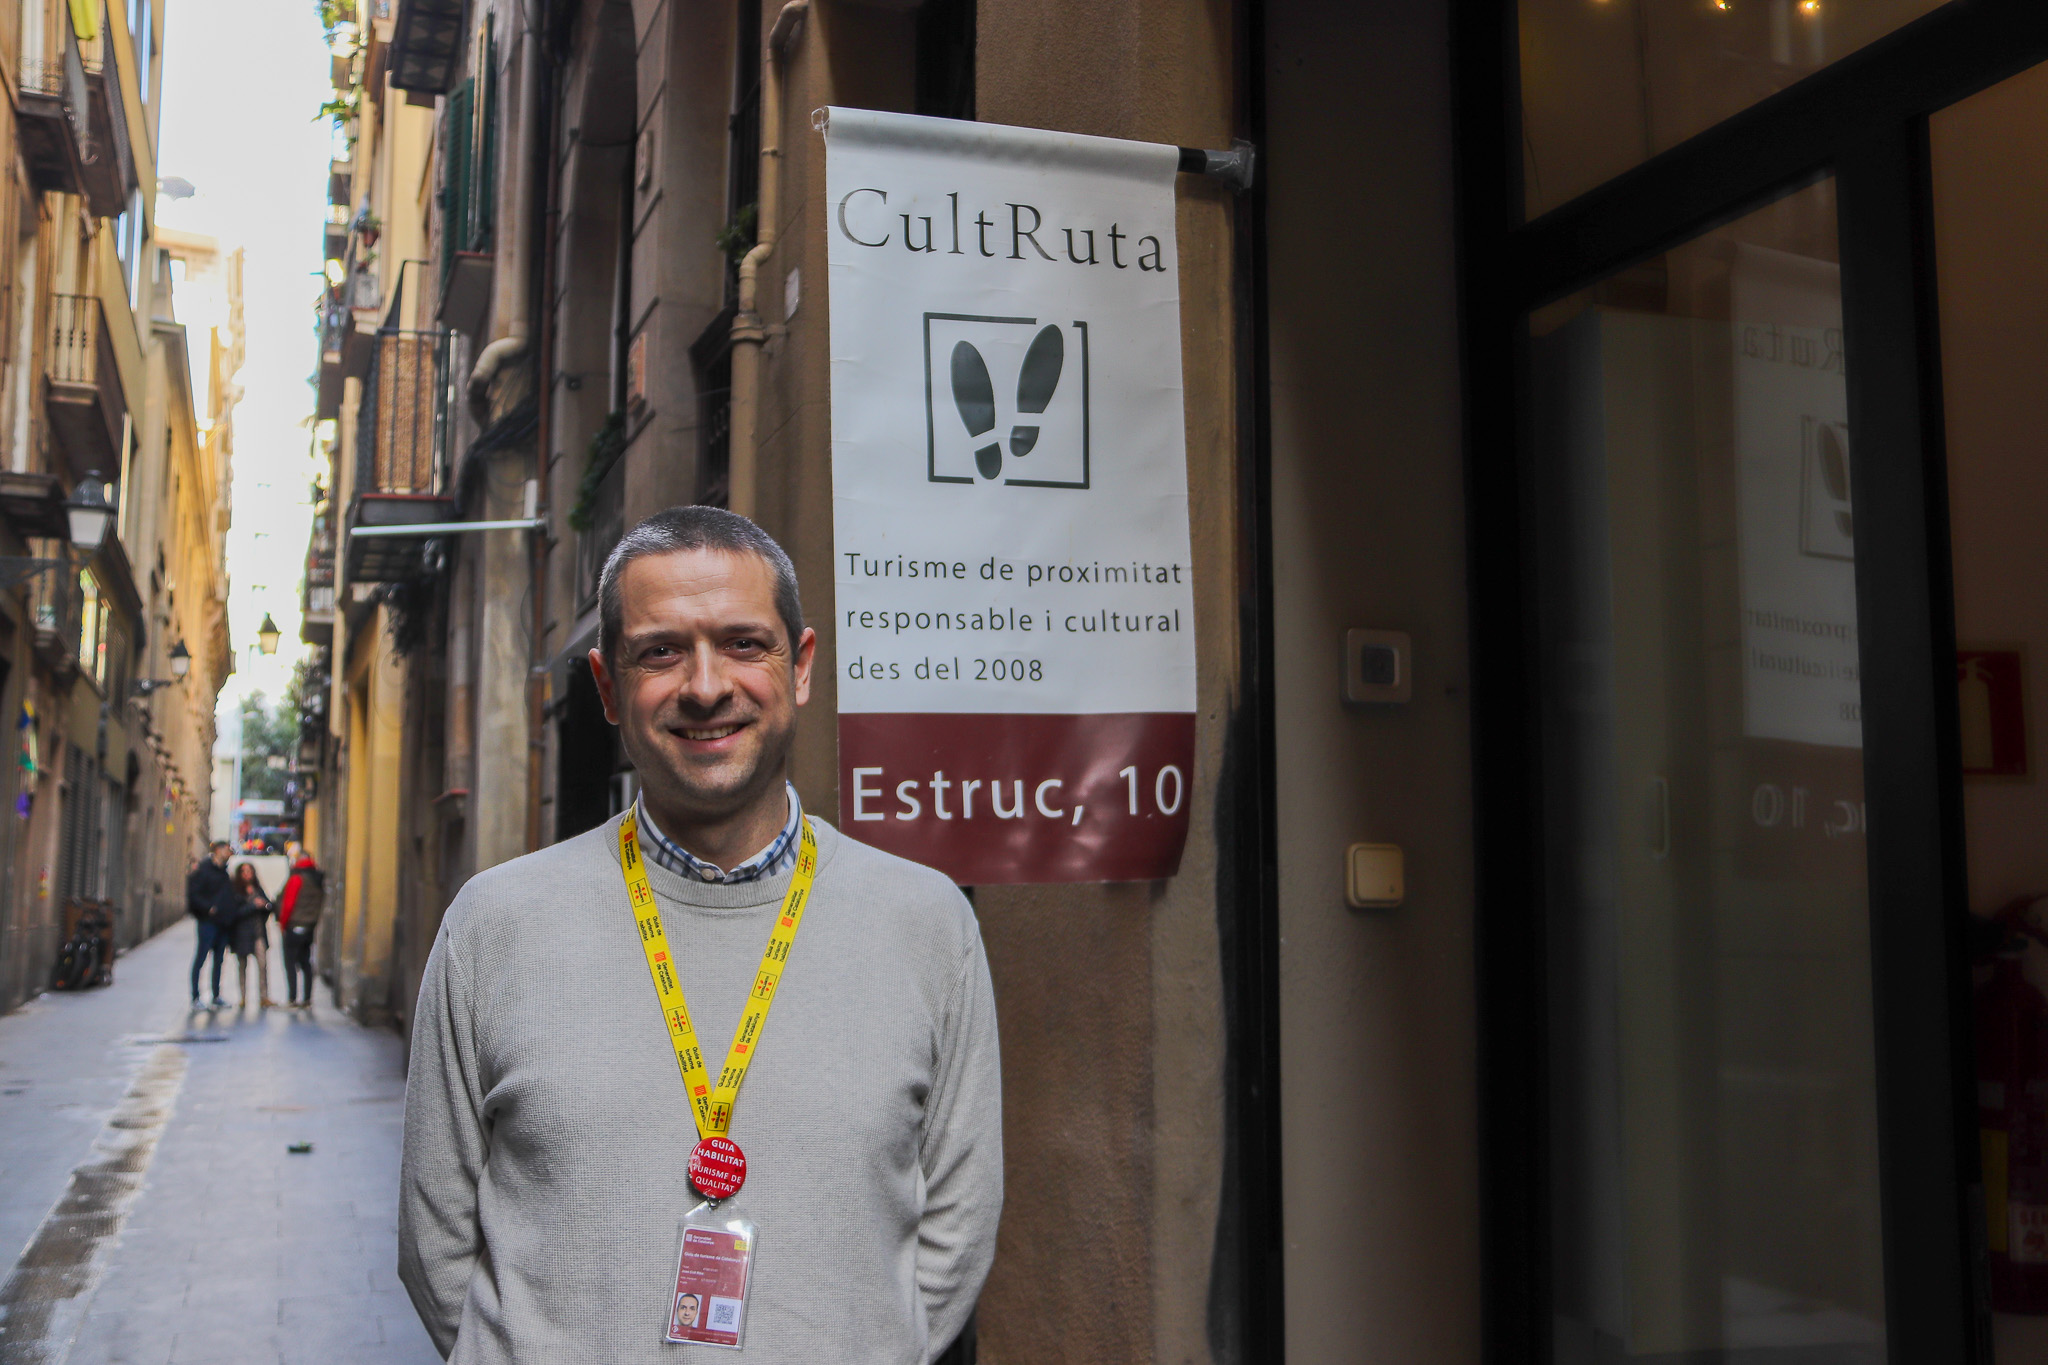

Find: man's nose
<box><xmin>678</xmin><ymin>642</ymin><xmax>734</xmax><ymax>709</ymax></box>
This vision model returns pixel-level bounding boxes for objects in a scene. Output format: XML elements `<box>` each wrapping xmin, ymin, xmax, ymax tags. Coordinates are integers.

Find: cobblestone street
<box><xmin>0</xmin><ymin>924</ymin><xmax>438</xmax><ymax>1364</ymax></box>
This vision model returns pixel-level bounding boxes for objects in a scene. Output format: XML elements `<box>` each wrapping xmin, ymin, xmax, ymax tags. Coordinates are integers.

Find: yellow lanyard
<box><xmin>619</xmin><ymin>809</ymin><xmax>819</xmax><ymax>1140</ymax></box>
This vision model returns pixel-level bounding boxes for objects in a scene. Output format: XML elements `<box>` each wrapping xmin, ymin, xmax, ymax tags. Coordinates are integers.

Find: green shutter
<box><xmin>473</xmin><ymin>15</ymin><xmax>496</xmax><ymax>251</ymax></box>
<box><xmin>438</xmin><ymin>80</ymin><xmax>472</xmax><ymax>298</ymax></box>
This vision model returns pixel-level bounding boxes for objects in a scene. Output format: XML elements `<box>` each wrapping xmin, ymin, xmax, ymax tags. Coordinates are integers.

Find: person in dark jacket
<box><xmin>220</xmin><ymin>862</ymin><xmax>276</xmax><ymax>1009</ymax></box>
<box><xmin>186</xmin><ymin>841</ymin><xmax>232</xmax><ymax>1009</ymax></box>
<box><xmin>278</xmin><ymin>845</ymin><xmax>324</xmax><ymax>1008</ymax></box>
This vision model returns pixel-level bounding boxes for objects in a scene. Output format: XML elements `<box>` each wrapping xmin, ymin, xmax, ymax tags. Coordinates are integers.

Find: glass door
<box><xmin>1528</xmin><ymin>180</ymin><xmax>1888</xmax><ymax>1364</ymax></box>
<box><xmin>1931</xmin><ymin>58</ymin><xmax>2048</xmax><ymax>1365</ymax></box>
<box><xmin>1455</xmin><ymin>4</ymin><xmax>2048</xmax><ymax>1363</ymax></box>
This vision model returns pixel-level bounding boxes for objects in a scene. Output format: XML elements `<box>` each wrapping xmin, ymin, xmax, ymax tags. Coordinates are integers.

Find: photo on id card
<box><xmin>667</xmin><ymin>1214</ymin><xmax>755</xmax><ymax>1348</ymax></box>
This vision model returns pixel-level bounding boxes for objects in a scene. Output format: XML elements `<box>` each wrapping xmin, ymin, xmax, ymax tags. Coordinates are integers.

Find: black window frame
<box><xmin>1453</xmin><ymin>2</ymin><xmax>2048</xmax><ymax>1361</ymax></box>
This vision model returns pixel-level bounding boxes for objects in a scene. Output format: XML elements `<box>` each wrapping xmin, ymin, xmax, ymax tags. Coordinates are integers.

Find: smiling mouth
<box><xmin>677</xmin><ymin>724</ymin><xmax>745</xmax><ymax>742</ymax></box>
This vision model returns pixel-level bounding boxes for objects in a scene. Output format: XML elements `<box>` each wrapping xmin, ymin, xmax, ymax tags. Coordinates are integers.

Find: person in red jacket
<box><xmin>278</xmin><ymin>844</ymin><xmax>326</xmax><ymax>1009</ymax></box>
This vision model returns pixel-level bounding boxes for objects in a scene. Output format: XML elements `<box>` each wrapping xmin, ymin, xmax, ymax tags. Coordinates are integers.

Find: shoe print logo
<box><xmin>1798</xmin><ymin>417</ymin><xmax>1853</xmax><ymax>560</ymax></box>
<box><xmin>925</xmin><ymin>312</ymin><xmax>1090</xmax><ymax>489</ymax></box>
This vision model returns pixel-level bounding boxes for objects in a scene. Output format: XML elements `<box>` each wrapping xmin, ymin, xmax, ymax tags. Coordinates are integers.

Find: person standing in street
<box><xmin>186</xmin><ymin>841</ymin><xmax>232</xmax><ymax>1009</ymax></box>
<box><xmin>221</xmin><ymin>862</ymin><xmax>275</xmax><ymax>1009</ymax></box>
<box><xmin>277</xmin><ymin>844</ymin><xmax>324</xmax><ymax>1008</ymax></box>
<box><xmin>400</xmin><ymin>507</ymin><xmax>1002</xmax><ymax>1362</ymax></box>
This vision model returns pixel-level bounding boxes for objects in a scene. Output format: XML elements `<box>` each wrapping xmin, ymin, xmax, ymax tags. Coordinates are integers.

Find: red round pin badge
<box><xmin>689</xmin><ymin>1136</ymin><xmax>747</xmax><ymax>1200</ymax></box>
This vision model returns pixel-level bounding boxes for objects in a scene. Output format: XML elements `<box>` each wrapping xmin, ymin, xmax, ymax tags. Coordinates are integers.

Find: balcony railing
<box><xmin>18</xmin><ymin>0</ymin><xmax>90</xmax><ymax>197</ymax></box>
<box><xmin>49</xmin><ymin>291</ymin><xmax>99</xmax><ymax>384</ymax></box>
<box><xmin>45</xmin><ymin>293</ymin><xmax>122</xmax><ymax>479</ymax></box>
<box><xmin>357</xmin><ymin>329</ymin><xmax>452</xmax><ymax>498</ymax></box>
<box><xmin>345</xmin><ymin>329</ymin><xmax>459</xmax><ymax>584</ymax></box>
<box><xmin>305</xmin><ymin>520</ymin><xmax>336</xmax><ymax>597</ymax></box>
<box><xmin>18</xmin><ymin>1</ymin><xmax>132</xmax><ymax>216</ymax></box>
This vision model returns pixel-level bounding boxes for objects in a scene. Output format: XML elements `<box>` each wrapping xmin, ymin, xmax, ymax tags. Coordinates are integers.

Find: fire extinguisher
<box><xmin>1977</xmin><ymin>894</ymin><xmax>2048</xmax><ymax>1313</ymax></box>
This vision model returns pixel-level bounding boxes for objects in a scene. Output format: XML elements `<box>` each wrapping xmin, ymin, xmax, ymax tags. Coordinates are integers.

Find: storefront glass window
<box><xmin>1519</xmin><ymin>0</ymin><xmax>1948</xmax><ymax>217</ymax></box>
<box><xmin>1931</xmin><ymin>61</ymin><xmax>2048</xmax><ymax>1358</ymax></box>
<box><xmin>1528</xmin><ymin>179</ymin><xmax>1889</xmax><ymax>1362</ymax></box>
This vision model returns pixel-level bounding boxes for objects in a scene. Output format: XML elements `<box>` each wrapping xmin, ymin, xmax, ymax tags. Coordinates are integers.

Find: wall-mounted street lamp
<box><xmin>134</xmin><ymin>640</ymin><xmax>194</xmax><ymax>697</ymax></box>
<box><xmin>257</xmin><ymin>613</ymin><xmax>281</xmax><ymax>656</ymax></box>
<box><xmin>0</xmin><ymin>473</ymin><xmax>115</xmax><ymax>589</ymax></box>
<box><xmin>65</xmin><ymin>476</ymin><xmax>113</xmax><ymax>551</ymax></box>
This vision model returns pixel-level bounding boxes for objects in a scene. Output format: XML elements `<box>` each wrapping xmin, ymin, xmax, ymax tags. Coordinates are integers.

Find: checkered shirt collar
<box><xmin>634</xmin><ymin>784</ymin><xmax>802</xmax><ymax>885</ymax></box>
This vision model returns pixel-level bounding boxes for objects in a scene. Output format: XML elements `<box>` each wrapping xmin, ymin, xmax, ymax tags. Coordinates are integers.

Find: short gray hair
<box><xmin>597</xmin><ymin>506</ymin><xmax>804</xmax><ymax>667</ymax></box>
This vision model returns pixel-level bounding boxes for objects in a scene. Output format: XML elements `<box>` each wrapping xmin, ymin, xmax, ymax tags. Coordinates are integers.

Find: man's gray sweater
<box><xmin>398</xmin><ymin>813</ymin><xmax>1003</xmax><ymax>1362</ymax></box>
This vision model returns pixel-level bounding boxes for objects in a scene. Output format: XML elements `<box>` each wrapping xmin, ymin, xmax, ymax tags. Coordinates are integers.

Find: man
<box><xmin>399</xmin><ymin>507</ymin><xmax>1002</xmax><ymax>1362</ymax></box>
<box><xmin>276</xmin><ymin>843</ymin><xmax>324</xmax><ymax>1008</ymax></box>
<box><xmin>185</xmin><ymin>841</ymin><xmax>232</xmax><ymax>1009</ymax></box>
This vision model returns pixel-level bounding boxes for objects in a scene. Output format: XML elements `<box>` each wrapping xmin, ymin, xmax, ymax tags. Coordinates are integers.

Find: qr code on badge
<box><xmin>706</xmin><ymin>1297</ymin><xmax>744</xmax><ymax>1332</ymax></box>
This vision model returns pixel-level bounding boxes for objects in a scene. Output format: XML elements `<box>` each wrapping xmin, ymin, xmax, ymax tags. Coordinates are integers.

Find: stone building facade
<box><xmin>0</xmin><ymin>0</ymin><xmax>233</xmax><ymax>1014</ymax></box>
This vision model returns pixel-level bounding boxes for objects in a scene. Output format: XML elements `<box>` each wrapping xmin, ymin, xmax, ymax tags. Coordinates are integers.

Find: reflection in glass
<box><xmin>1529</xmin><ymin>180</ymin><xmax>1886</xmax><ymax>1363</ymax></box>
<box><xmin>1519</xmin><ymin>0</ymin><xmax>1947</xmax><ymax>217</ymax></box>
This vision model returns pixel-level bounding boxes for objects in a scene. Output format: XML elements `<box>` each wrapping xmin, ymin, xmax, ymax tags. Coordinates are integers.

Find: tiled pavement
<box><xmin>0</xmin><ymin>923</ymin><xmax>439</xmax><ymax>1364</ymax></box>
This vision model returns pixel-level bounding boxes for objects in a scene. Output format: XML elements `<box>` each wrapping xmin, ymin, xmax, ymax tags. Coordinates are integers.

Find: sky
<box><xmin>153</xmin><ymin>0</ymin><xmax>335</xmax><ymax>721</ymax></box>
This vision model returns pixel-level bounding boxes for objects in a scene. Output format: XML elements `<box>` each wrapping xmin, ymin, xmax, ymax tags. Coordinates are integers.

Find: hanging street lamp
<box><xmin>0</xmin><ymin>471</ymin><xmax>116</xmax><ymax>589</ymax></box>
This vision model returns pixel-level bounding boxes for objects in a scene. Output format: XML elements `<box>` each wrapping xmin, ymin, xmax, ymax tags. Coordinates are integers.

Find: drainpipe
<box><xmin>468</xmin><ymin>15</ymin><xmax>544</xmax><ymax>422</ymax></box>
<box><xmin>727</xmin><ymin>0</ymin><xmax>808</xmax><ymax>520</ymax></box>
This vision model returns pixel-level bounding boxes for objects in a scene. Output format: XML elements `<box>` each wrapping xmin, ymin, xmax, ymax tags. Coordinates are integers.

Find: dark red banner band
<box><xmin>838</xmin><ymin>712</ymin><xmax>1195</xmax><ymax>884</ymax></box>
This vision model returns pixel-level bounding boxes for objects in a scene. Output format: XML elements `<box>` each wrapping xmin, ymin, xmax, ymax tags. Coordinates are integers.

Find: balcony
<box><xmin>301</xmin><ymin>511</ymin><xmax>336</xmax><ymax>646</ymax></box>
<box><xmin>0</xmin><ymin>470</ymin><xmax>70</xmax><ymax>542</ymax></box>
<box><xmin>436</xmin><ymin>68</ymin><xmax>496</xmax><ymax>335</ymax></box>
<box><xmin>389</xmin><ymin>0</ymin><xmax>465</xmax><ymax>94</ymax></box>
<box><xmin>344</xmin><ymin>329</ymin><xmax>457</xmax><ymax>583</ymax></box>
<box><xmin>17</xmin><ymin>1</ymin><xmax>136</xmax><ymax>218</ymax></box>
<box><xmin>45</xmin><ymin>294</ymin><xmax>124</xmax><ymax>482</ymax></box>
<box><xmin>314</xmin><ymin>270</ymin><xmax>381</xmax><ymax>421</ymax></box>
<box><xmin>75</xmin><ymin>17</ymin><xmax>134</xmax><ymax>219</ymax></box>
<box><xmin>17</xmin><ymin>0</ymin><xmax>90</xmax><ymax>200</ymax></box>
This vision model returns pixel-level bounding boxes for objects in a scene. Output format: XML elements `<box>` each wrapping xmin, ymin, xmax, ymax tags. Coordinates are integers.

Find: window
<box><xmin>723</xmin><ymin>0</ymin><xmax>762</xmax><ymax>307</ymax></box>
<box><xmin>436</xmin><ymin>14</ymin><xmax>496</xmax><ymax>298</ymax></box>
<box><xmin>114</xmin><ymin>190</ymin><xmax>144</xmax><ymax>301</ymax></box>
<box><xmin>75</xmin><ymin>569</ymin><xmax>105</xmax><ymax>684</ymax></box>
<box><xmin>1467</xmin><ymin>5</ymin><xmax>2030</xmax><ymax>1356</ymax></box>
<box><xmin>130</xmin><ymin>0</ymin><xmax>150</xmax><ymax>103</ymax></box>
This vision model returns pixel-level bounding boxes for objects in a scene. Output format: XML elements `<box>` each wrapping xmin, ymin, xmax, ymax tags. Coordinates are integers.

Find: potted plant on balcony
<box><xmin>356</xmin><ymin>209</ymin><xmax>381</xmax><ymax>248</ymax></box>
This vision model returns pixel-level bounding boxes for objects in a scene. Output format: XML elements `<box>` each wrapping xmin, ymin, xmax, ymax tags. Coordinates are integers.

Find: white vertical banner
<box><xmin>822</xmin><ymin>108</ymin><xmax>1196</xmax><ymax>883</ymax></box>
<box><xmin>1731</xmin><ymin>244</ymin><xmax>1861</xmax><ymax>750</ymax></box>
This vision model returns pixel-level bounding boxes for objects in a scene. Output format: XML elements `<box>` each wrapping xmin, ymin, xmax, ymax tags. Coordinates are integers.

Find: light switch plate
<box><xmin>1344</xmin><ymin>629</ymin><xmax>1412</xmax><ymax>705</ymax></box>
<box><xmin>1346</xmin><ymin>843</ymin><xmax>1405</xmax><ymax>908</ymax></box>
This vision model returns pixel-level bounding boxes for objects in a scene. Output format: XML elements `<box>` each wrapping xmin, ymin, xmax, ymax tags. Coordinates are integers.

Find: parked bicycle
<box><xmin>50</xmin><ymin>902</ymin><xmax>114</xmax><ymax>991</ymax></box>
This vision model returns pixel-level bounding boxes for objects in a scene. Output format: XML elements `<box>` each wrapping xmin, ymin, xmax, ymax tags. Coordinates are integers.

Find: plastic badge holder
<box><xmin>666</xmin><ymin>1206</ymin><xmax>756</xmax><ymax>1348</ymax></box>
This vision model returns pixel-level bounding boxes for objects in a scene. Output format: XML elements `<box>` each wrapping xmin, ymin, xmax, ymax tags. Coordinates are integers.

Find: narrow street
<box><xmin>0</xmin><ymin>926</ymin><xmax>438</xmax><ymax>1364</ymax></box>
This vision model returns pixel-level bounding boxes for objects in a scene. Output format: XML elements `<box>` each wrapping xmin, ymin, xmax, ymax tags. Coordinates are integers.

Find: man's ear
<box><xmin>793</xmin><ymin>627</ymin><xmax>817</xmax><ymax>707</ymax></box>
<box><xmin>589</xmin><ymin>648</ymin><xmax>621</xmax><ymax>724</ymax></box>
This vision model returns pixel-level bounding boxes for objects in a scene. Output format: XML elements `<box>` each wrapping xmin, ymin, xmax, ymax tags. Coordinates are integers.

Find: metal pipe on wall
<box><xmin>727</xmin><ymin>0</ymin><xmax>808</xmax><ymax>521</ymax></box>
<box><xmin>468</xmin><ymin>7</ymin><xmax>545</xmax><ymax>419</ymax></box>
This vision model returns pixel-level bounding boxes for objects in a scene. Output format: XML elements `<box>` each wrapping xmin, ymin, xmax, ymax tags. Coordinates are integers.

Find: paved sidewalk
<box><xmin>0</xmin><ymin>922</ymin><xmax>439</xmax><ymax>1364</ymax></box>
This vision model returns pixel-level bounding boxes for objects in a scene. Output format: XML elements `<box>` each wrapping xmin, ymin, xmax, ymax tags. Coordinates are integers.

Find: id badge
<box><xmin>665</xmin><ymin>1205</ymin><xmax>756</xmax><ymax>1348</ymax></box>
